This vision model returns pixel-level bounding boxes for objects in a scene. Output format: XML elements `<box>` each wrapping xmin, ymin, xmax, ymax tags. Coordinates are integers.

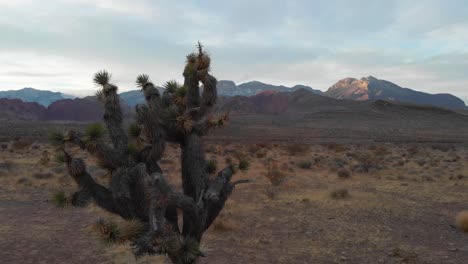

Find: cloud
<box><xmin>0</xmin><ymin>0</ymin><xmax>467</xmax><ymax>101</ymax></box>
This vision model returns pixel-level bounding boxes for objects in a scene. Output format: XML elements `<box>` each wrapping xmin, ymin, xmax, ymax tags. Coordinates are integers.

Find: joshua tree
<box><xmin>50</xmin><ymin>43</ymin><xmax>249</xmax><ymax>263</ymax></box>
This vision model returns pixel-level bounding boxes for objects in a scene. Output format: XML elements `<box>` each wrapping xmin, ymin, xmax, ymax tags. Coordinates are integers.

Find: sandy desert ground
<box><xmin>0</xmin><ymin>139</ymin><xmax>467</xmax><ymax>264</ymax></box>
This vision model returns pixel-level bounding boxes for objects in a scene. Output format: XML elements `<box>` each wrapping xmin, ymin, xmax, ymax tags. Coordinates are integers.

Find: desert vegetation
<box><xmin>41</xmin><ymin>44</ymin><xmax>252</xmax><ymax>263</ymax></box>
<box><xmin>1</xmin><ymin>137</ymin><xmax>468</xmax><ymax>263</ymax></box>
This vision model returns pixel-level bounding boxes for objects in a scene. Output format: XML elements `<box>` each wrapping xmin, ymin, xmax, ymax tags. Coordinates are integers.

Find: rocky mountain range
<box><xmin>0</xmin><ymin>88</ymin><xmax>74</xmax><ymax>106</ymax></box>
<box><xmin>0</xmin><ymin>77</ymin><xmax>466</xmax><ymax>122</ymax></box>
<box><xmin>3</xmin><ymin>88</ymin><xmax>468</xmax><ymax>143</ymax></box>
<box><xmin>117</xmin><ymin>80</ymin><xmax>322</xmax><ymax>106</ymax></box>
<box><xmin>325</xmin><ymin>76</ymin><xmax>466</xmax><ymax>109</ymax></box>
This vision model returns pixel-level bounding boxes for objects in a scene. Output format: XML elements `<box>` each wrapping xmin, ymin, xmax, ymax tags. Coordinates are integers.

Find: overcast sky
<box><xmin>0</xmin><ymin>0</ymin><xmax>467</xmax><ymax>100</ymax></box>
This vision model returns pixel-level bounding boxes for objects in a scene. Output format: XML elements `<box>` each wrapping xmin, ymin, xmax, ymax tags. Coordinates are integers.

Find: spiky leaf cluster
<box><xmin>51</xmin><ymin>190</ymin><xmax>69</xmax><ymax>208</ymax></box>
<box><xmin>49</xmin><ymin>131</ymin><xmax>65</xmax><ymax>147</ymax></box>
<box><xmin>128</xmin><ymin>123</ymin><xmax>142</xmax><ymax>138</ymax></box>
<box><xmin>136</xmin><ymin>74</ymin><xmax>150</xmax><ymax>89</ymax></box>
<box><xmin>94</xmin><ymin>70</ymin><xmax>111</xmax><ymax>86</ymax></box>
<box><xmin>205</xmin><ymin>159</ymin><xmax>217</xmax><ymax>174</ymax></box>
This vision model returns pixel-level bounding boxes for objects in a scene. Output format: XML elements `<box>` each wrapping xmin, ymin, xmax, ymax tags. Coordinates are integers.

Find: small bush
<box><xmin>0</xmin><ymin>160</ymin><xmax>15</xmax><ymax>170</ymax></box>
<box><xmin>285</xmin><ymin>143</ymin><xmax>309</xmax><ymax>156</ymax></box>
<box><xmin>205</xmin><ymin>159</ymin><xmax>218</xmax><ymax>174</ymax></box>
<box><xmin>11</xmin><ymin>139</ymin><xmax>33</xmax><ymax>150</ymax></box>
<box><xmin>297</xmin><ymin>160</ymin><xmax>312</xmax><ymax>169</ymax></box>
<box><xmin>52</xmin><ymin>191</ymin><xmax>69</xmax><ymax>208</ymax></box>
<box><xmin>337</xmin><ymin>168</ymin><xmax>351</xmax><ymax>178</ymax></box>
<box><xmin>330</xmin><ymin>188</ymin><xmax>349</xmax><ymax>199</ymax></box>
<box><xmin>353</xmin><ymin>151</ymin><xmax>379</xmax><ymax>173</ymax></box>
<box><xmin>0</xmin><ymin>142</ymin><xmax>8</xmax><ymax>150</ymax></box>
<box><xmin>431</xmin><ymin>144</ymin><xmax>454</xmax><ymax>152</ymax></box>
<box><xmin>256</xmin><ymin>150</ymin><xmax>267</xmax><ymax>159</ymax></box>
<box><xmin>238</xmin><ymin>158</ymin><xmax>250</xmax><ymax>171</ymax></box>
<box><xmin>456</xmin><ymin>211</ymin><xmax>468</xmax><ymax>232</ymax></box>
<box><xmin>265</xmin><ymin>165</ymin><xmax>286</xmax><ymax>186</ymax></box>
<box><xmin>38</xmin><ymin>151</ymin><xmax>50</xmax><ymax>166</ymax></box>
<box><xmin>407</xmin><ymin>146</ymin><xmax>419</xmax><ymax>156</ymax></box>
<box><xmin>373</xmin><ymin>145</ymin><xmax>390</xmax><ymax>156</ymax></box>
<box><xmin>322</xmin><ymin>143</ymin><xmax>347</xmax><ymax>153</ymax></box>
<box><xmin>212</xmin><ymin>218</ymin><xmax>236</xmax><ymax>232</ymax></box>
<box><xmin>17</xmin><ymin>177</ymin><xmax>31</xmax><ymax>186</ymax></box>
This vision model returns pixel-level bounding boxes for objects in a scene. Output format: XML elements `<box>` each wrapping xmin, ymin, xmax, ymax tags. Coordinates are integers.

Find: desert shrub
<box><xmin>256</xmin><ymin>149</ymin><xmax>267</xmax><ymax>159</ymax></box>
<box><xmin>337</xmin><ymin>168</ymin><xmax>351</xmax><ymax>178</ymax></box>
<box><xmin>297</xmin><ymin>160</ymin><xmax>312</xmax><ymax>169</ymax></box>
<box><xmin>353</xmin><ymin>151</ymin><xmax>380</xmax><ymax>173</ymax></box>
<box><xmin>52</xmin><ymin>190</ymin><xmax>69</xmax><ymax>208</ymax></box>
<box><xmin>322</xmin><ymin>143</ymin><xmax>347</xmax><ymax>153</ymax></box>
<box><xmin>38</xmin><ymin>151</ymin><xmax>51</xmax><ymax>166</ymax></box>
<box><xmin>328</xmin><ymin>157</ymin><xmax>348</xmax><ymax>170</ymax></box>
<box><xmin>0</xmin><ymin>142</ymin><xmax>7</xmax><ymax>150</ymax></box>
<box><xmin>330</xmin><ymin>188</ymin><xmax>349</xmax><ymax>199</ymax></box>
<box><xmin>238</xmin><ymin>157</ymin><xmax>250</xmax><ymax>171</ymax></box>
<box><xmin>431</xmin><ymin>144</ymin><xmax>454</xmax><ymax>152</ymax></box>
<box><xmin>205</xmin><ymin>144</ymin><xmax>217</xmax><ymax>154</ymax></box>
<box><xmin>205</xmin><ymin>159</ymin><xmax>218</xmax><ymax>174</ymax></box>
<box><xmin>17</xmin><ymin>177</ymin><xmax>31</xmax><ymax>186</ymax></box>
<box><xmin>265</xmin><ymin>165</ymin><xmax>287</xmax><ymax>186</ymax></box>
<box><xmin>455</xmin><ymin>211</ymin><xmax>468</xmax><ymax>232</ymax></box>
<box><xmin>212</xmin><ymin>217</ymin><xmax>237</xmax><ymax>232</ymax></box>
<box><xmin>407</xmin><ymin>146</ymin><xmax>419</xmax><ymax>156</ymax></box>
<box><xmin>373</xmin><ymin>145</ymin><xmax>390</xmax><ymax>156</ymax></box>
<box><xmin>11</xmin><ymin>139</ymin><xmax>33</xmax><ymax>150</ymax></box>
<box><xmin>30</xmin><ymin>142</ymin><xmax>41</xmax><ymax>150</ymax></box>
<box><xmin>0</xmin><ymin>160</ymin><xmax>15</xmax><ymax>170</ymax></box>
<box><xmin>416</xmin><ymin>158</ymin><xmax>426</xmax><ymax>167</ymax></box>
<box><xmin>255</xmin><ymin>142</ymin><xmax>269</xmax><ymax>149</ymax></box>
<box><xmin>285</xmin><ymin>143</ymin><xmax>309</xmax><ymax>156</ymax></box>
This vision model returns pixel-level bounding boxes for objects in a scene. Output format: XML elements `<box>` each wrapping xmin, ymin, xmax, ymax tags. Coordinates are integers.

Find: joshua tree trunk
<box><xmin>50</xmin><ymin>43</ymin><xmax>248</xmax><ymax>264</ymax></box>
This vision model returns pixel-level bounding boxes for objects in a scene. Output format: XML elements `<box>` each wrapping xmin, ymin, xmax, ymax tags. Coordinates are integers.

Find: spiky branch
<box><xmin>50</xmin><ymin>43</ymin><xmax>247</xmax><ymax>264</ymax></box>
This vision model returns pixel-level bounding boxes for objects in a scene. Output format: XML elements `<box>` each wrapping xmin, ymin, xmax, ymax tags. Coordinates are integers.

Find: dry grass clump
<box><xmin>11</xmin><ymin>138</ymin><xmax>33</xmax><ymax>151</ymax></box>
<box><xmin>322</xmin><ymin>143</ymin><xmax>347</xmax><ymax>153</ymax></box>
<box><xmin>431</xmin><ymin>144</ymin><xmax>454</xmax><ymax>152</ymax></box>
<box><xmin>93</xmin><ymin>218</ymin><xmax>145</xmax><ymax>245</ymax></box>
<box><xmin>0</xmin><ymin>142</ymin><xmax>9</xmax><ymax>151</ymax></box>
<box><xmin>353</xmin><ymin>151</ymin><xmax>380</xmax><ymax>173</ymax></box>
<box><xmin>455</xmin><ymin>211</ymin><xmax>468</xmax><ymax>232</ymax></box>
<box><xmin>0</xmin><ymin>160</ymin><xmax>15</xmax><ymax>176</ymax></box>
<box><xmin>330</xmin><ymin>188</ymin><xmax>349</xmax><ymax>199</ymax></box>
<box><xmin>212</xmin><ymin>217</ymin><xmax>238</xmax><ymax>233</ymax></box>
<box><xmin>407</xmin><ymin>146</ymin><xmax>419</xmax><ymax>156</ymax></box>
<box><xmin>255</xmin><ymin>149</ymin><xmax>267</xmax><ymax>159</ymax></box>
<box><xmin>205</xmin><ymin>159</ymin><xmax>217</xmax><ymax>174</ymax></box>
<box><xmin>297</xmin><ymin>160</ymin><xmax>312</xmax><ymax>169</ymax></box>
<box><xmin>373</xmin><ymin>145</ymin><xmax>391</xmax><ymax>156</ymax></box>
<box><xmin>38</xmin><ymin>150</ymin><xmax>51</xmax><ymax>166</ymax></box>
<box><xmin>337</xmin><ymin>168</ymin><xmax>351</xmax><ymax>178</ymax></box>
<box><xmin>265</xmin><ymin>164</ymin><xmax>287</xmax><ymax>186</ymax></box>
<box><xmin>285</xmin><ymin>143</ymin><xmax>309</xmax><ymax>156</ymax></box>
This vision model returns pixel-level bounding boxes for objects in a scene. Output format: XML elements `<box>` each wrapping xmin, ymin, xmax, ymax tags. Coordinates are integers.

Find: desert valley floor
<box><xmin>0</xmin><ymin>135</ymin><xmax>467</xmax><ymax>263</ymax></box>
